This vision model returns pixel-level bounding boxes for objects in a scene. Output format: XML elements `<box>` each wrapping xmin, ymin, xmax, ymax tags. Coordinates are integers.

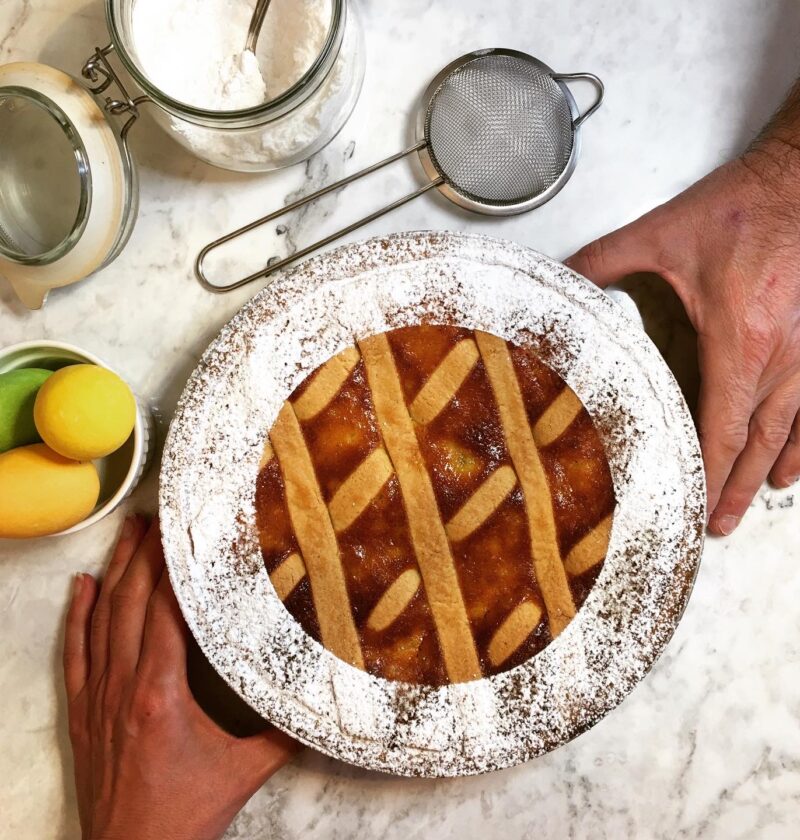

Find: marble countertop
<box><xmin>1</xmin><ymin>0</ymin><xmax>799</xmax><ymax>837</ymax></box>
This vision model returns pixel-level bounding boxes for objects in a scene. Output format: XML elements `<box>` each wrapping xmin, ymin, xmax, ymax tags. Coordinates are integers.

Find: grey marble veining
<box><xmin>1</xmin><ymin>1</ymin><xmax>799</xmax><ymax>838</ymax></box>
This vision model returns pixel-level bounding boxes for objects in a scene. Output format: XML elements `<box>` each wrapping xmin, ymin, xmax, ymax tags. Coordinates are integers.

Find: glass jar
<box><xmin>107</xmin><ymin>0</ymin><xmax>366</xmax><ymax>172</ymax></box>
<box><xmin>0</xmin><ymin>0</ymin><xmax>365</xmax><ymax>308</ymax></box>
<box><xmin>0</xmin><ymin>62</ymin><xmax>139</xmax><ymax>309</ymax></box>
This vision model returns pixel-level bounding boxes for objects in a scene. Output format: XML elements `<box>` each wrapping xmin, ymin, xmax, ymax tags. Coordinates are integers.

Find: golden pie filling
<box><xmin>255</xmin><ymin>326</ymin><xmax>615</xmax><ymax>686</ymax></box>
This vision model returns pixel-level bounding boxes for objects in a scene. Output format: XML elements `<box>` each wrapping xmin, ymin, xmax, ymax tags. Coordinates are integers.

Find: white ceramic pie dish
<box><xmin>159</xmin><ymin>231</ymin><xmax>705</xmax><ymax>777</ymax></box>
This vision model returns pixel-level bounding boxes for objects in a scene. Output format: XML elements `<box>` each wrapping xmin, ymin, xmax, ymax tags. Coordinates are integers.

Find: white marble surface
<box><xmin>1</xmin><ymin>0</ymin><xmax>799</xmax><ymax>837</ymax></box>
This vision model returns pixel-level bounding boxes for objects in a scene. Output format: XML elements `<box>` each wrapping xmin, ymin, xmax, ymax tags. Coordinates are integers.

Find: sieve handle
<box><xmin>195</xmin><ymin>142</ymin><xmax>443</xmax><ymax>293</ymax></box>
<box><xmin>553</xmin><ymin>72</ymin><xmax>605</xmax><ymax>128</ymax></box>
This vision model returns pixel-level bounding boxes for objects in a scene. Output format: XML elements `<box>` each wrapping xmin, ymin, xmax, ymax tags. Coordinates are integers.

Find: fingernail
<box><xmin>121</xmin><ymin>516</ymin><xmax>135</xmax><ymax>539</ymax></box>
<box><xmin>782</xmin><ymin>475</ymin><xmax>799</xmax><ymax>488</ymax></box>
<box><xmin>73</xmin><ymin>573</ymin><xmax>85</xmax><ymax>597</ymax></box>
<box><xmin>715</xmin><ymin>514</ymin><xmax>740</xmax><ymax>536</ymax></box>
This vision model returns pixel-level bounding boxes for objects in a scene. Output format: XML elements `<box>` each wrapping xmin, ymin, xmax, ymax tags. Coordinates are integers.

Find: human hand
<box><xmin>566</xmin><ymin>139</ymin><xmax>800</xmax><ymax>536</ymax></box>
<box><xmin>63</xmin><ymin>515</ymin><xmax>299</xmax><ymax>840</ymax></box>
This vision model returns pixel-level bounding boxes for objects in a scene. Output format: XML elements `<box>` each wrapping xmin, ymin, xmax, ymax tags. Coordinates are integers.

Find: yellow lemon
<box><xmin>0</xmin><ymin>444</ymin><xmax>100</xmax><ymax>538</ymax></box>
<box><xmin>34</xmin><ymin>364</ymin><xmax>136</xmax><ymax>460</ymax></box>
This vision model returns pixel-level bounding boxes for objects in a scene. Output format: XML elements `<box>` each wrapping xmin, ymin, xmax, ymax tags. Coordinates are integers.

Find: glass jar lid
<box><xmin>0</xmin><ymin>62</ymin><xmax>136</xmax><ymax>309</ymax></box>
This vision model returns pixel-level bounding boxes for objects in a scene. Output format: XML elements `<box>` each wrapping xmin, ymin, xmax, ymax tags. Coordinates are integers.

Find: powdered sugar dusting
<box><xmin>160</xmin><ymin>231</ymin><xmax>705</xmax><ymax>777</ymax></box>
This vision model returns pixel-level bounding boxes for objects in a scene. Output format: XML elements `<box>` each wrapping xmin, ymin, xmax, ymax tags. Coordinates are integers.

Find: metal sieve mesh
<box><xmin>424</xmin><ymin>54</ymin><xmax>575</xmax><ymax>206</ymax></box>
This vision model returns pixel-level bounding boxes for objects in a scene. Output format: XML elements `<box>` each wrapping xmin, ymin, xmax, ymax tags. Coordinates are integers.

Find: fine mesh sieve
<box><xmin>196</xmin><ymin>48</ymin><xmax>603</xmax><ymax>292</ymax></box>
<box><xmin>423</xmin><ymin>52</ymin><xmax>576</xmax><ymax>208</ymax></box>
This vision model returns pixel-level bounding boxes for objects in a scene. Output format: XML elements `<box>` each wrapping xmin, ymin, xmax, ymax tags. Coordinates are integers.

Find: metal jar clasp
<box><xmin>81</xmin><ymin>44</ymin><xmax>150</xmax><ymax>140</ymax></box>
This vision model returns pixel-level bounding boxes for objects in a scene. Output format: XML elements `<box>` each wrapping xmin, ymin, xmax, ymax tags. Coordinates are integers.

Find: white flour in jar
<box><xmin>130</xmin><ymin>0</ymin><xmax>356</xmax><ymax>170</ymax></box>
<box><xmin>132</xmin><ymin>0</ymin><xmax>332</xmax><ymax>109</ymax></box>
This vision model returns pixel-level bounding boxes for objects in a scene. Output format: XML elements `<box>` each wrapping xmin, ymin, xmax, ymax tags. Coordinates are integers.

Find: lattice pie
<box><xmin>255</xmin><ymin>325</ymin><xmax>615</xmax><ymax>686</ymax></box>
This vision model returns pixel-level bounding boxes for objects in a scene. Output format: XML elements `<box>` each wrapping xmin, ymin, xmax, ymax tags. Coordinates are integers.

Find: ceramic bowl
<box><xmin>0</xmin><ymin>340</ymin><xmax>153</xmax><ymax>537</ymax></box>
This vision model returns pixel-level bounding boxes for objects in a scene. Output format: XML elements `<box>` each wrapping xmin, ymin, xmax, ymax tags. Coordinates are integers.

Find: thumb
<box><xmin>565</xmin><ymin>215</ymin><xmax>662</xmax><ymax>289</ymax></box>
<box><xmin>227</xmin><ymin>726</ymin><xmax>302</xmax><ymax>790</ymax></box>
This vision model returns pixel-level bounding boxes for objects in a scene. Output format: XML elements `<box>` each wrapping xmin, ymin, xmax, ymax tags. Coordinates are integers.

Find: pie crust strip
<box><xmin>408</xmin><ymin>338</ymin><xmax>480</xmax><ymax>426</ymax></box>
<box><xmin>532</xmin><ymin>386</ymin><xmax>583</xmax><ymax>447</ymax></box>
<box><xmin>292</xmin><ymin>346</ymin><xmax>361</xmax><ymax>421</ymax></box>
<box><xmin>260</xmin><ymin>440</ymin><xmax>275</xmax><ymax>469</ymax></box>
<box><xmin>366</xmin><ymin>568</ymin><xmax>422</xmax><ymax>632</ymax></box>
<box><xmin>269</xmin><ymin>552</ymin><xmax>307</xmax><ymax>601</ymax></box>
<box><xmin>474</xmin><ymin>331</ymin><xmax>576</xmax><ymax>637</ymax></box>
<box><xmin>445</xmin><ymin>464</ymin><xmax>517</xmax><ymax>543</ymax></box>
<box><xmin>563</xmin><ymin>513</ymin><xmax>613</xmax><ymax>577</ymax></box>
<box><xmin>328</xmin><ymin>447</ymin><xmax>394</xmax><ymax>533</ymax></box>
<box><xmin>359</xmin><ymin>334</ymin><xmax>482</xmax><ymax>682</ymax></box>
<box><xmin>269</xmin><ymin>403</ymin><xmax>365</xmax><ymax>669</ymax></box>
<box><xmin>487</xmin><ymin>599</ymin><xmax>544</xmax><ymax>667</ymax></box>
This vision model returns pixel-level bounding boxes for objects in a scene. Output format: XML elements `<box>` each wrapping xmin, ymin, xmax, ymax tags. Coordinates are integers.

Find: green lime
<box><xmin>0</xmin><ymin>368</ymin><xmax>53</xmax><ymax>453</ymax></box>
